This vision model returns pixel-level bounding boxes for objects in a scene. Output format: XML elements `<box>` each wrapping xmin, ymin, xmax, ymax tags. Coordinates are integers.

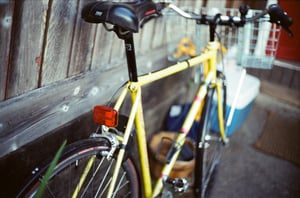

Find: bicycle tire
<box><xmin>194</xmin><ymin>85</ymin><xmax>225</xmax><ymax>198</ymax></box>
<box><xmin>17</xmin><ymin>139</ymin><xmax>140</xmax><ymax>198</ymax></box>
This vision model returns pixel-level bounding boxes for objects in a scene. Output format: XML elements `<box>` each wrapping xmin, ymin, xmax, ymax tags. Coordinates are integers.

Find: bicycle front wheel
<box><xmin>18</xmin><ymin>139</ymin><xmax>140</xmax><ymax>198</ymax></box>
<box><xmin>194</xmin><ymin>84</ymin><xmax>226</xmax><ymax>198</ymax></box>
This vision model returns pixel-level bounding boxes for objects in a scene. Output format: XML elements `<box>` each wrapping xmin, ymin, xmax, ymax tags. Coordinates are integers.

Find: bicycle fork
<box><xmin>193</xmin><ymin>79</ymin><xmax>226</xmax><ymax>197</ymax></box>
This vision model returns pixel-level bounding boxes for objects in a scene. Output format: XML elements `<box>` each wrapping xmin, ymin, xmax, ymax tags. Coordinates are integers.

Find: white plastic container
<box><xmin>211</xmin><ymin>65</ymin><xmax>260</xmax><ymax>136</ymax></box>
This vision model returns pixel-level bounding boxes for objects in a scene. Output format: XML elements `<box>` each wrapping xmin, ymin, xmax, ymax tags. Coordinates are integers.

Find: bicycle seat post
<box><xmin>114</xmin><ymin>27</ymin><xmax>138</xmax><ymax>82</ymax></box>
<box><xmin>124</xmin><ymin>33</ymin><xmax>138</xmax><ymax>82</ymax></box>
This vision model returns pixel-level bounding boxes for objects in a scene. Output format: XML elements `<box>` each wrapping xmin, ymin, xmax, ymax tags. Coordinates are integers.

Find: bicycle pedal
<box><xmin>164</xmin><ymin>177</ymin><xmax>189</xmax><ymax>193</ymax></box>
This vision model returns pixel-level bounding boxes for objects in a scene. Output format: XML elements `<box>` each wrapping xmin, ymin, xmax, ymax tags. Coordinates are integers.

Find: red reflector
<box><xmin>93</xmin><ymin>106</ymin><xmax>118</xmax><ymax>127</ymax></box>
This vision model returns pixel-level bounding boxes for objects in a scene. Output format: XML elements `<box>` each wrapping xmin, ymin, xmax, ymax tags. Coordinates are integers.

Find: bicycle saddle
<box><xmin>82</xmin><ymin>0</ymin><xmax>158</xmax><ymax>33</ymax></box>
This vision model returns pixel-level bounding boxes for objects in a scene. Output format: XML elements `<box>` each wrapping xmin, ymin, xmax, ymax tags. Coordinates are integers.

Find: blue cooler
<box><xmin>166</xmin><ymin>67</ymin><xmax>260</xmax><ymax>139</ymax></box>
<box><xmin>211</xmin><ymin>66</ymin><xmax>260</xmax><ymax>136</ymax></box>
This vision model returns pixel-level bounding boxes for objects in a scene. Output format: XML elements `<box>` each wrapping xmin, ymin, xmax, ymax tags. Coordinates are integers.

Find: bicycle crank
<box><xmin>163</xmin><ymin>177</ymin><xmax>189</xmax><ymax>194</ymax></box>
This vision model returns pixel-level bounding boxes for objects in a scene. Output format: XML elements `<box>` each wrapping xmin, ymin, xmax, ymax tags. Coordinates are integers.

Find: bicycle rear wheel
<box><xmin>18</xmin><ymin>139</ymin><xmax>140</xmax><ymax>198</ymax></box>
<box><xmin>194</xmin><ymin>84</ymin><xmax>226</xmax><ymax>198</ymax></box>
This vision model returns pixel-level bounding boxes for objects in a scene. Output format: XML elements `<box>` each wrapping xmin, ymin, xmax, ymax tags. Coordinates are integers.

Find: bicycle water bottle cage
<box><xmin>82</xmin><ymin>0</ymin><xmax>158</xmax><ymax>33</ymax></box>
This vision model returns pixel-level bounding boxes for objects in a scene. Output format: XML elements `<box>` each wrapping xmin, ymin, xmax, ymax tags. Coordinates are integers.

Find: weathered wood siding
<box><xmin>2</xmin><ymin>0</ymin><xmax>299</xmax><ymax>100</ymax></box>
<box><xmin>0</xmin><ymin>0</ymin><xmax>206</xmax><ymax>157</ymax></box>
<box><xmin>0</xmin><ymin>1</ymin><xmax>13</xmax><ymax>100</ymax></box>
<box><xmin>0</xmin><ymin>0</ymin><xmax>299</xmax><ymax>158</ymax></box>
<box><xmin>248</xmin><ymin>61</ymin><xmax>300</xmax><ymax>90</ymax></box>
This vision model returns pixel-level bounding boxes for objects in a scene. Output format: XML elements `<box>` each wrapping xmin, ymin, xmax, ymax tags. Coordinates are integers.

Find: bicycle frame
<box><xmin>17</xmin><ymin>2</ymin><xmax>293</xmax><ymax>197</ymax></box>
<box><xmin>103</xmin><ymin>41</ymin><xmax>227</xmax><ymax>197</ymax></box>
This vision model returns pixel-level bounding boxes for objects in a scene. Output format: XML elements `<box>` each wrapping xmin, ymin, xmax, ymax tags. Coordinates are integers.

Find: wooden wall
<box><xmin>1</xmin><ymin>0</ymin><xmax>113</xmax><ymax>100</ymax></box>
<box><xmin>0</xmin><ymin>0</ymin><xmax>206</xmax><ymax>158</ymax></box>
<box><xmin>0</xmin><ymin>0</ymin><xmax>207</xmax><ymax>102</ymax></box>
<box><xmin>248</xmin><ymin>61</ymin><xmax>300</xmax><ymax>90</ymax></box>
<box><xmin>0</xmin><ymin>0</ymin><xmax>299</xmax><ymax>159</ymax></box>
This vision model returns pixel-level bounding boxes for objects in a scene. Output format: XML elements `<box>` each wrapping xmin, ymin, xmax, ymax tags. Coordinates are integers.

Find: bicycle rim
<box><xmin>18</xmin><ymin>139</ymin><xmax>139</xmax><ymax>198</ymax></box>
<box><xmin>194</xmin><ymin>87</ymin><xmax>224</xmax><ymax>198</ymax></box>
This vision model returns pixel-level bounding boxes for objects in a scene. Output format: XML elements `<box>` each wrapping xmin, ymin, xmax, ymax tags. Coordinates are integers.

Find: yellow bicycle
<box><xmin>18</xmin><ymin>1</ymin><xmax>292</xmax><ymax>197</ymax></box>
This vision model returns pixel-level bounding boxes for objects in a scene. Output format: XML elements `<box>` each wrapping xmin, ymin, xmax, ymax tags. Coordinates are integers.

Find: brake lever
<box><xmin>268</xmin><ymin>4</ymin><xmax>293</xmax><ymax>36</ymax></box>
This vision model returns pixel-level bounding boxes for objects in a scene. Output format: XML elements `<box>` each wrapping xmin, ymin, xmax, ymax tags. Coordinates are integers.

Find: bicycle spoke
<box><xmin>112</xmin><ymin>172</ymin><xmax>127</xmax><ymax>198</ymax></box>
<box><xmin>45</xmin><ymin>183</ymin><xmax>56</xmax><ymax>198</ymax></box>
<box><xmin>95</xmin><ymin>158</ymin><xmax>115</xmax><ymax>197</ymax></box>
<box><xmin>202</xmin><ymin>132</ymin><xmax>222</xmax><ymax>191</ymax></box>
<box><xmin>80</xmin><ymin>156</ymin><xmax>105</xmax><ymax>198</ymax></box>
<box><xmin>98</xmin><ymin>177</ymin><xmax>112</xmax><ymax>198</ymax></box>
<box><xmin>116</xmin><ymin>179</ymin><xmax>130</xmax><ymax>194</ymax></box>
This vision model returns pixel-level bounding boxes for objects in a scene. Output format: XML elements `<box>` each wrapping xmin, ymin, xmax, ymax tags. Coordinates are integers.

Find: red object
<box><xmin>93</xmin><ymin>106</ymin><xmax>118</xmax><ymax>127</ymax></box>
<box><xmin>276</xmin><ymin>1</ymin><xmax>300</xmax><ymax>61</ymax></box>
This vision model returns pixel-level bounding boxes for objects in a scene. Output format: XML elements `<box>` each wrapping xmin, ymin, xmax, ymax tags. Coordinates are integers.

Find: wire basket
<box><xmin>237</xmin><ymin>10</ymin><xmax>281</xmax><ymax>69</ymax></box>
<box><xmin>165</xmin><ymin>7</ymin><xmax>281</xmax><ymax>69</ymax></box>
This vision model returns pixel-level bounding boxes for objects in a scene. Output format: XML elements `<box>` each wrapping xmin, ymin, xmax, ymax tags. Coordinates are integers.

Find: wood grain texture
<box><xmin>1</xmin><ymin>0</ymin><xmax>299</xmax><ymax>158</ymax></box>
<box><xmin>91</xmin><ymin>26</ymin><xmax>114</xmax><ymax>70</ymax></box>
<box><xmin>67</xmin><ymin>0</ymin><xmax>97</xmax><ymax>77</ymax></box>
<box><xmin>135</xmin><ymin>19</ymin><xmax>154</xmax><ymax>54</ymax></box>
<box><xmin>41</xmin><ymin>0</ymin><xmax>77</xmax><ymax>85</ymax></box>
<box><xmin>0</xmin><ymin>66</ymin><xmax>124</xmax><ymax>157</ymax></box>
<box><xmin>5</xmin><ymin>0</ymin><xmax>48</xmax><ymax>98</ymax></box>
<box><xmin>0</xmin><ymin>47</ymin><xmax>168</xmax><ymax>157</ymax></box>
<box><xmin>0</xmin><ymin>1</ymin><xmax>14</xmax><ymax>100</ymax></box>
<box><xmin>151</xmin><ymin>17</ymin><xmax>167</xmax><ymax>49</ymax></box>
<box><xmin>261</xmin><ymin>80</ymin><xmax>300</xmax><ymax>107</ymax></box>
<box><xmin>109</xmin><ymin>34</ymin><xmax>125</xmax><ymax>66</ymax></box>
<box><xmin>1</xmin><ymin>0</ymin><xmax>297</xmax><ymax>100</ymax></box>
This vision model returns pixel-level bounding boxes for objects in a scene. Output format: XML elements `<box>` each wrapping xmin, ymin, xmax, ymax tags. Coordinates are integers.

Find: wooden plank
<box><xmin>0</xmin><ymin>1</ymin><xmax>14</xmax><ymax>101</ymax></box>
<box><xmin>151</xmin><ymin>17</ymin><xmax>166</xmax><ymax>49</ymax></box>
<box><xmin>67</xmin><ymin>0</ymin><xmax>97</xmax><ymax>77</ymax></box>
<box><xmin>102</xmin><ymin>0</ymin><xmax>123</xmax><ymax>65</ymax></box>
<box><xmin>109</xmin><ymin>0</ymin><xmax>125</xmax><ymax>64</ymax></box>
<box><xmin>133</xmin><ymin>27</ymin><xmax>142</xmax><ymax>53</ymax></box>
<box><xmin>247</xmin><ymin>68</ymin><xmax>261</xmax><ymax>78</ymax></box>
<box><xmin>269</xmin><ymin>66</ymin><xmax>283</xmax><ymax>84</ymax></box>
<box><xmin>290</xmin><ymin>70</ymin><xmax>300</xmax><ymax>90</ymax></box>
<box><xmin>0</xmin><ymin>47</ymin><xmax>168</xmax><ymax>157</ymax></box>
<box><xmin>0</xmin><ymin>65</ymin><xmax>125</xmax><ymax>158</ymax></box>
<box><xmin>273</xmin><ymin>59</ymin><xmax>300</xmax><ymax>89</ymax></box>
<box><xmin>5</xmin><ymin>0</ymin><xmax>49</xmax><ymax>98</ymax></box>
<box><xmin>41</xmin><ymin>0</ymin><xmax>77</xmax><ymax>86</ymax></box>
<box><xmin>259</xmin><ymin>69</ymin><xmax>272</xmax><ymax>81</ymax></box>
<box><xmin>109</xmin><ymin>33</ymin><xmax>125</xmax><ymax>66</ymax></box>
<box><xmin>91</xmin><ymin>26</ymin><xmax>114</xmax><ymax>70</ymax></box>
<box><xmin>261</xmin><ymin>80</ymin><xmax>300</xmax><ymax>107</ymax></box>
<box><xmin>136</xmin><ymin>18</ymin><xmax>155</xmax><ymax>54</ymax></box>
<box><xmin>91</xmin><ymin>0</ymin><xmax>125</xmax><ymax>71</ymax></box>
<box><xmin>280</xmin><ymin>68</ymin><xmax>294</xmax><ymax>87</ymax></box>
